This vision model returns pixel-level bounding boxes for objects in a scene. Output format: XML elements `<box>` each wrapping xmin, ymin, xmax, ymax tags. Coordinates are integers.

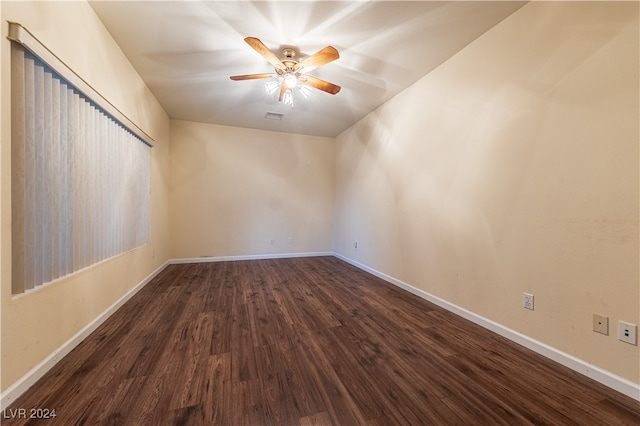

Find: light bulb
<box><xmin>284</xmin><ymin>73</ymin><xmax>297</xmax><ymax>89</ymax></box>
<box><xmin>282</xmin><ymin>89</ymin><xmax>293</xmax><ymax>106</ymax></box>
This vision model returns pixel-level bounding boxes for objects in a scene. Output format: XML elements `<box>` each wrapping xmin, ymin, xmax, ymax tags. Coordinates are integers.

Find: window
<box><xmin>9</xmin><ymin>23</ymin><xmax>152</xmax><ymax>294</ymax></box>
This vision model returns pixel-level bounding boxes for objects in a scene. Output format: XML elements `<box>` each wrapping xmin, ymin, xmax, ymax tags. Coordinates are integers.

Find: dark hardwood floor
<box><xmin>4</xmin><ymin>256</ymin><xmax>640</xmax><ymax>425</ymax></box>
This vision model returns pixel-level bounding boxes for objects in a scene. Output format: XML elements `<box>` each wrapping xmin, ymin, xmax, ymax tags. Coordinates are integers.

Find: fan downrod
<box><xmin>282</xmin><ymin>48</ymin><xmax>296</xmax><ymax>59</ymax></box>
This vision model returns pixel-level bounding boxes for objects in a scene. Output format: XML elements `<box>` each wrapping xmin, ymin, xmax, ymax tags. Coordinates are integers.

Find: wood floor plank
<box><xmin>202</xmin><ymin>353</ymin><xmax>232</xmax><ymax>425</ymax></box>
<box><xmin>230</xmin><ymin>302</ymin><xmax>259</xmax><ymax>383</ymax></box>
<box><xmin>260</xmin><ymin>370</ymin><xmax>302</xmax><ymax>425</ymax></box>
<box><xmin>299</xmin><ymin>411</ymin><xmax>332</xmax><ymax>425</ymax></box>
<box><xmin>4</xmin><ymin>257</ymin><xmax>639</xmax><ymax>425</ymax></box>
<box><xmin>274</xmin><ymin>334</ymin><xmax>327</xmax><ymax>417</ymax></box>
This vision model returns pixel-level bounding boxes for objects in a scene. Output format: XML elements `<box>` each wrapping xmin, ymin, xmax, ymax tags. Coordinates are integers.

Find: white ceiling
<box><xmin>89</xmin><ymin>1</ymin><xmax>526</xmax><ymax>137</ymax></box>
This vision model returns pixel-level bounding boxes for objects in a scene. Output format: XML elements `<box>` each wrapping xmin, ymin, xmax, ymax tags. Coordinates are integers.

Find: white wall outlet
<box><xmin>592</xmin><ymin>314</ymin><xmax>609</xmax><ymax>335</ymax></box>
<box><xmin>523</xmin><ymin>293</ymin><xmax>534</xmax><ymax>310</ymax></box>
<box><xmin>618</xmin><ymin>321</ymin><xmax>637</xmax><ymax>345</ymax></box>
<box><xmin>269</xmin><ymin>239</ymin><xmax>275</xmax><ymax>245</ymax></box>
<box><xmin>354</xmin><ymin>241</ymin><xmax>358</xmax><ymax>250</ymax></box>
<box><xmin>287</xmin><ymin>237</ymin><xmax>293</xmax><ymax>245</ymax></box>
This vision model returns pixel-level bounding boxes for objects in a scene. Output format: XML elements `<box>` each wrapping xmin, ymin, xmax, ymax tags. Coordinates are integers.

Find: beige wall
<box><xmin>334</xmin><ymin>1</ymin><xmax>639</xmax><ymax>383</ymax></box>
<box><xmin>170</xmin><ymin>120</ymin><xmax>334</xmax><ymax>259</ymax></box>
<box><xmin>0</xmin><ymin>1</ymin><xmax>171</xmax><ymax>392</ymax></box>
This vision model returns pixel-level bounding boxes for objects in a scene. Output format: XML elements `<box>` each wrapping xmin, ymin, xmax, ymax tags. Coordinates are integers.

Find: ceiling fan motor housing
<box><xmin>282</xmin><ymin>48</ymin><xmax>296</xmax><ymax>59</ymax></box>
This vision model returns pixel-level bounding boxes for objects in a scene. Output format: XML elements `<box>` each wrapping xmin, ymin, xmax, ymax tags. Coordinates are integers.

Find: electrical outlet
<box><xmin>287</xmin><ymin>237</ymin><xmax>293</xmax><ymax>245</ymax></box>
<box><xmin>592</xmin><ymin>314</ymin><xmax>608</xmax><ymax>335</ymax></box>
<box><xmin>618</xmin><ymin>321</ymin><xmax>637</xmax><ymax>345</ymax></box>
<box><xmin>354</xmin><ymin>241</ymin><xmax>358</xmax><ymax>250</ymax></box>
<box><xmin>523</xmin><ymin>293</ymin><xmax>534</xmax><ymax>310</ymax></box>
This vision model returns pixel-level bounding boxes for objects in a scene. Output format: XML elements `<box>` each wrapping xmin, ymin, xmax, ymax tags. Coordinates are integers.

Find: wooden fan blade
<box><xmin>230</xmin><ymin>73</ymin><xmax>275</xmax><ymax>81</ymax></box>
<box><xmin>296</xmin><ymin>46</ymin><xmax>339</xmax><ymax>73</ymax></box>
<box><xmin>278</xmin><ymin>83</ymin><xmax>287</xmax><ymax>102</ymax></box>
<box><xmin>244</xmin><ymin>37</ymin><xmax>284</xmax><ymax>69</ymax></box>
<box><xmin>301</xmin><ymin>75</ymin><xmax>341</xmax><ymax>95</ymax></box>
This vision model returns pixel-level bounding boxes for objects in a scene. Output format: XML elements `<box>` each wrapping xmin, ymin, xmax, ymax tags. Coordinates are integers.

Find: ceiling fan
<box><xmin>230</xmin><ymin>37</ymin><xmax>341</xmax><ymax>105</ymax></box>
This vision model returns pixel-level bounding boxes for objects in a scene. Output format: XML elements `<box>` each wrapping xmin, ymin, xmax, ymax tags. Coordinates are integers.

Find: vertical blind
<box><xmin>11</xmin><ymin>43</ymin><xmax>151</xmax><ymax>294</ymax></box>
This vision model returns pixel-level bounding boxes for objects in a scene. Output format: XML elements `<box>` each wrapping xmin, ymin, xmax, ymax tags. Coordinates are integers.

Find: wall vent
<box><xmin>265</xmin><ymin>112</ymin><xmax>284</xmax><ymax>120</ymax></box>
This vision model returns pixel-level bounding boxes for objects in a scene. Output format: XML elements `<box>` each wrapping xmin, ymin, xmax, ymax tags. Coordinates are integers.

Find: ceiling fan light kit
<box><xmin>282</xmin><ymin>90</ymin><xmax>293</xmax><ymax>106</ymax></box>
<box><xmin>283</xmin><ymin>73</ymin><xmax>298</xmax><ymax>89</ymax></box>
<box><xmin>231</xmin><ymin>37</ymin><xmax>341</xmax><ymax>108</ymax></box>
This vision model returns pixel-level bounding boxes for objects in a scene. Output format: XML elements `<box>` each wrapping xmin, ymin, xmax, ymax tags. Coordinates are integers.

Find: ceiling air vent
<box><xmin>264</xmin><ymin>112</ymin><xmax>284</xmax><ymax>120</ymax></box>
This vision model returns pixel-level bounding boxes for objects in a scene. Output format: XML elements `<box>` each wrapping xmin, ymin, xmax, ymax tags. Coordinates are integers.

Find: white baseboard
<box><xmin>333</xmin><ymin>252</ymin><xmax>640</xmax><ymax>402</ymax></box>
<box><xmin>171</xmin><ymin>251</ymin><xmax>334</xmax><ymax>264</ymax></box>
<box><xmin>0</xmin><ymin>260</ymin><xmax>170</xmax><ymax>410</ymax></box>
